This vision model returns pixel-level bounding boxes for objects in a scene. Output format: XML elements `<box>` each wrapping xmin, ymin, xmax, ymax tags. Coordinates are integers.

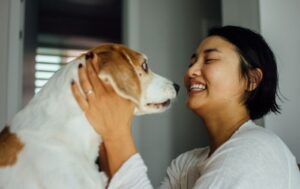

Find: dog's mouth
<box><xmin>146</xmin><ymin>99</ymin><xmax>171</xmax><ymax>109</ymax></box>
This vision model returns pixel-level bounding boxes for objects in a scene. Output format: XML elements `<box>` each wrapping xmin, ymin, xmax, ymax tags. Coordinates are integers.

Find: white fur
<box><xmin>0</xmin><ymin>58</ymin><xmax>106</xmax><ymax>189</ymax></box>
<box><xmin>135</xmin><ymin>72</ymin><xmax>177</xmax><ymax>115</ymax></box>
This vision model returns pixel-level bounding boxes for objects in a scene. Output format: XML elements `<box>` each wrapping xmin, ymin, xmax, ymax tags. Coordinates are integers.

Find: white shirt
<box><xmin>108</xmin><ymin>120</ymin><xmax>300</xmax><ymax>189</ymax></box>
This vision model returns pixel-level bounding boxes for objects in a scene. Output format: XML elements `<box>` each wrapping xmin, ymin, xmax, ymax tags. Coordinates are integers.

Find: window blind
<box><xmin>35</xmin><ymin>47</ymin><xmax>85</xmax><ymax>94</ymax></box>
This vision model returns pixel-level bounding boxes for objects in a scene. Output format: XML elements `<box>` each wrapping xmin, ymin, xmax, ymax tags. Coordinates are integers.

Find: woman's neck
<box><xmin>201</xmin><ymin>107</ymin><xmax>250</xmax><ymax>157</ymax></box>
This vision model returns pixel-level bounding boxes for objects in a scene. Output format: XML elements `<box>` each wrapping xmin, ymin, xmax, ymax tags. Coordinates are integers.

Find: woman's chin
<box><xmin>186</xmin><ymin>99</ymin><xmax>203</xmax><ymax>111</ymax></box>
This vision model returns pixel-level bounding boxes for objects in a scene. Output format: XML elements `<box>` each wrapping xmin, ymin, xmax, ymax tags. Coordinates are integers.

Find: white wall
<box><xmin>222</xmin><ymin>0</ymin><xmax>300</xmax><ymax>163</ymax></box>
<box><xmin>259</xmin><ymin>0</ymin><xmax>300</xmax><ymax>163</ymax></box>
<box><xmin>222</xmin><ymin>0</ymin><xmax>260</xmax><ymax>32</ymax></box>
<box><xmin>124</xmin><ymin>0</ymin><xmax>221</xmax><ymax>186</ymax></box>
<box><xmin>0</xmin><ymin>0</ymin><xmax>25</xmax><ymax>129</ymax></box>
<box><xmin>0</xmin><ymin>0</ymin><xmax>10</xmax><ymax>128</ymax></box>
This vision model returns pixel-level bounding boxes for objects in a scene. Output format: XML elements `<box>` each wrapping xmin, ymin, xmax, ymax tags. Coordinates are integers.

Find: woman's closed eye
<box><xmin>204</xmin><ymin>58</ymin><xmax>218</xmax><ymax>64</ymax></box>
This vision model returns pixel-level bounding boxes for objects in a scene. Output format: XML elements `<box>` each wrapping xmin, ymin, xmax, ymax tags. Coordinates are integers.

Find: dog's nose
<box><xmin>173</xmin><ymin>83</ymin><xmax>180</xmax><ymax>94</ymax></box>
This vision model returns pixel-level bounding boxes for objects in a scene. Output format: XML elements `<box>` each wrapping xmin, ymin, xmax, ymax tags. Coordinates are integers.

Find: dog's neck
<box><xmin>10</xmin><ymin>57</ymin><xmax>100</xmax><ymax>160</ymax></box>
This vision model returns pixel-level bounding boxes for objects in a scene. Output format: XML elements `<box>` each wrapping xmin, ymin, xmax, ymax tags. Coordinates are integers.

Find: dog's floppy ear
<box><xmin>96</xmin><ymin>51</ymin><xmax>141</xmax><ymax>104</ymax></box>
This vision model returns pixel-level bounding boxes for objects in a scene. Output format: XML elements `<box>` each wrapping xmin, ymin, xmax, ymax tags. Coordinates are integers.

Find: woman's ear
<box><xmin>247</xmin><ymin>68</ymin><xmax>263</xmax><ymax>91</ymax></box>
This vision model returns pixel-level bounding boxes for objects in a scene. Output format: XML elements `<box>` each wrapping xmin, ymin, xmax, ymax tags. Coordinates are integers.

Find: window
<box><xmin>35</xmin><ymin>47</ymin><xmax>86</xmax><ymax>94</ymax></box>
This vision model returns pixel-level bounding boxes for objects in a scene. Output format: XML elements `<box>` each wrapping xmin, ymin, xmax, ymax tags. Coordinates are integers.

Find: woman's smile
<box><xmin>187</xmin><ymin>79</ymin><xmax>207</xmax><ymax>96</ymax></box>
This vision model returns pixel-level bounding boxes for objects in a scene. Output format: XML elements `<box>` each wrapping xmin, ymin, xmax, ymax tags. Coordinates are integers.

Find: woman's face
<box><xmin>184</xmin><ymin>36</ymin><xmax>247</xmax><ymax>114</ymax></box>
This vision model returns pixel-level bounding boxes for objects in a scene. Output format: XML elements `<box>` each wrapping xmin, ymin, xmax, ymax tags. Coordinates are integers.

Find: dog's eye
<box><xmin>142</xmin><ymin>61</ymin><xmax>148</xmax><ymax>73</ymax></box>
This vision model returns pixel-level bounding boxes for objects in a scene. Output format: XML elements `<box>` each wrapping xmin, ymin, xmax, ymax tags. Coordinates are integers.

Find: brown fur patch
<box><xmin>0</xmin><ymin>126</ymin><xmax>24</xmax><ymax>167</ymax></box>
<box><xmin>91</xmin><ymin>44</ymin><xmax>142</xmax><ymax>102</ymax></box>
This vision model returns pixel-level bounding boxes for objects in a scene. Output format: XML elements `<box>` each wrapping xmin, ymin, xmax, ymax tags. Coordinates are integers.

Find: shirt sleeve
<box><xmin>159</xmin><ymin>149</ymin><xmax>205</xmax><ymax>189</ymax></box>
<box><xmin>107</xmin><ymin>153</ymin><xmax>153</xmax><ymax>189</ymax></box>
<box><xmin>158</xmin><ymin>154</ymin><xmax>185</xmax><ymax>189</ymax></box>
<box><xmin>107</xmin><ymin>153</ymin><xmax>186</xmax><ymax>189</ymax></box>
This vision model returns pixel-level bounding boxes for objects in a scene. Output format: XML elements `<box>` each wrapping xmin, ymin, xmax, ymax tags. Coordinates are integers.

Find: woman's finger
<box><xmin>85</xmin><ymin>52</ymin><xmax>115</xmax><ymax>95</ymax></box>
<box><xmin>86</xmin><ymin>55</ymin><xmax>114</xmax><ymax>94</ymax></box>
<box><xmin>78</xmin><ymin>63</ymin><xmax>96</xmax><ymax>102</ymax></box>
<box><xmin>90</xmin><ymin>52</ymin><xmax>100</xmax><ymax>73</ymax></box>
<box><xmin>71</xmin><ymin>80</ymin><xmax>89</xmax><ymax>111</ymax></box>
<box><xmin>85</xmin><ymin>52</ymin><xmax>99</xmax><ymax>73</ymax></box>
<box><xmin>86</xmin><ymin>57</ymin><xmax>104</xmax><ymax>92</ymax></box>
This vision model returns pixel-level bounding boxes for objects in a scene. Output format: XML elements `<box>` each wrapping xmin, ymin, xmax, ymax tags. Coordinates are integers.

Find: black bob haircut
<box><xmin>208</xmin><ymin>25</ymin><xmax>280</xmax><ymax>120</ymax></box>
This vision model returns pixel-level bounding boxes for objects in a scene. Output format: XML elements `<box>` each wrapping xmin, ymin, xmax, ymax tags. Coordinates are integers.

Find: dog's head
<box><xmin>86</xmin><ymin>44</ymin><xmax>179</xmax><ymax>115</ymax></box>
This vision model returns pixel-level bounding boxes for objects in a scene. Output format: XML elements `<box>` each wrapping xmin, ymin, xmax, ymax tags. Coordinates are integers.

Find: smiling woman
<box><xmin>72</xmin><ymin>25</ymin><xmax>300</xmax><ymax>189</ymax></box>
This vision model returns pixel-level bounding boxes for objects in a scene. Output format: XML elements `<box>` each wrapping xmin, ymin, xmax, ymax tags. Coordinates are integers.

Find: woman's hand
<box><xmin>71</xmin><ymin>53</ymin><xmax>137</xmax><ymax>177</ymax></box>
<box><xmin>71</xmin><ymin>53</ymin><xmax>135</xmax><ymax>141</ymax></box>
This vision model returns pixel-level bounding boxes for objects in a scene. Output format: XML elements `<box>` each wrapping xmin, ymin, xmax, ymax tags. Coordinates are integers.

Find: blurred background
<box><xmin>0</xmin><ymin>0</ymin><xmax>299</xmax><ymax>186</ymax></box>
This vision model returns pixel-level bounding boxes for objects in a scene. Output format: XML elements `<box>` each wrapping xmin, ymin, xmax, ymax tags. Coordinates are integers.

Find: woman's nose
<box><xmin>187</xmin><ymin>63</ymin><xmax>202</xmax><ymax>78</ymax></box>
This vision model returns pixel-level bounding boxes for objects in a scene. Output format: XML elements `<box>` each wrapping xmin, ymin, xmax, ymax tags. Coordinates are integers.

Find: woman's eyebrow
<box><xmin>203</xmin><ymin>48</ymin><xmax>221</xmax><ymax>54</ymax></box>
<box><xmin>190</xmin><ymin>48</ymin><xmax>220</xmax><ymax>60</ymax></box>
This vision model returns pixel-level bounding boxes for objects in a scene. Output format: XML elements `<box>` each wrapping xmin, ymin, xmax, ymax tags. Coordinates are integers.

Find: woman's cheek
<box><xmin>207</xmin><ymin>67</ymin><xmax>235</xmax><ymax>93</ymax></box>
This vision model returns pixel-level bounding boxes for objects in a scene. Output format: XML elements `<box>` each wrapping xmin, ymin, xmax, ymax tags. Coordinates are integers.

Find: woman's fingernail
<box><xmin>90</xmin><ymin>52</ymin><xmax>94</xmax><ymax>59</ymax></box>
<box><xmin>85</xmin><ymin>53</ymin><xmax>90</xmax><ymax>60</ymax></box>
<box><xmin>78</xmin><ymin>63</ymin><xmax>83</xmax><ymax>68</ymax></box>
<box><xmin>85</xmin><ymin>52</ymin><xmax>94</xmax><ymax>60</ymax></box>
<box><xmin>71</xmin><ymin>80</ymin><xmax>75</xmax><ymax>85</ymax></box>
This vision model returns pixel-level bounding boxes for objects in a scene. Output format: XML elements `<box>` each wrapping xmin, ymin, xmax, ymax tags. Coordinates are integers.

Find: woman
<box><xmin>71</xmin><ymin>26</ymin><xmax>300</xmax><ymax>188</ymax></box>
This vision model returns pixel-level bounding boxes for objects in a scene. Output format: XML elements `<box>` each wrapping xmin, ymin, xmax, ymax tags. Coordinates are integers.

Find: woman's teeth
<box><xmin>190</xmin><ymin>84</ymin><xmax>206</xmax><ymax>91</ymax></box>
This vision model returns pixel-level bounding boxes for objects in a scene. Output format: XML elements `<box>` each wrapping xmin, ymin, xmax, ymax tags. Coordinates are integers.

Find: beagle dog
<box><xmin>0</xmin><ymin>44</ymin><xmax>179</xmax><ymax>189</ymax></box>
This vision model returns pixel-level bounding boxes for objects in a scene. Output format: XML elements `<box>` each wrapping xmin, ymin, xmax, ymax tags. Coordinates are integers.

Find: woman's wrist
<box><xmin>103</xmin><ymin>131</ymin><xmax>137</xmax><ymax>177</ymax></box>
<box><xmin>100</xmin><ymin>120</ymin><xmax>133</xmax><ymax>142</ymax></box>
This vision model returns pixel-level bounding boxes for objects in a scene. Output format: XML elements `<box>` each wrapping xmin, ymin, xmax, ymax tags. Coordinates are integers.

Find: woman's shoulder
<box><xmin>233</xmin><ymin>120</ymin><xmax>286</xmax><ymax>147</ymax></box>
<box><xmin>216</xmin><ymin>120</ymin><xmax>296</xmax><ymax>165</ymax></box>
